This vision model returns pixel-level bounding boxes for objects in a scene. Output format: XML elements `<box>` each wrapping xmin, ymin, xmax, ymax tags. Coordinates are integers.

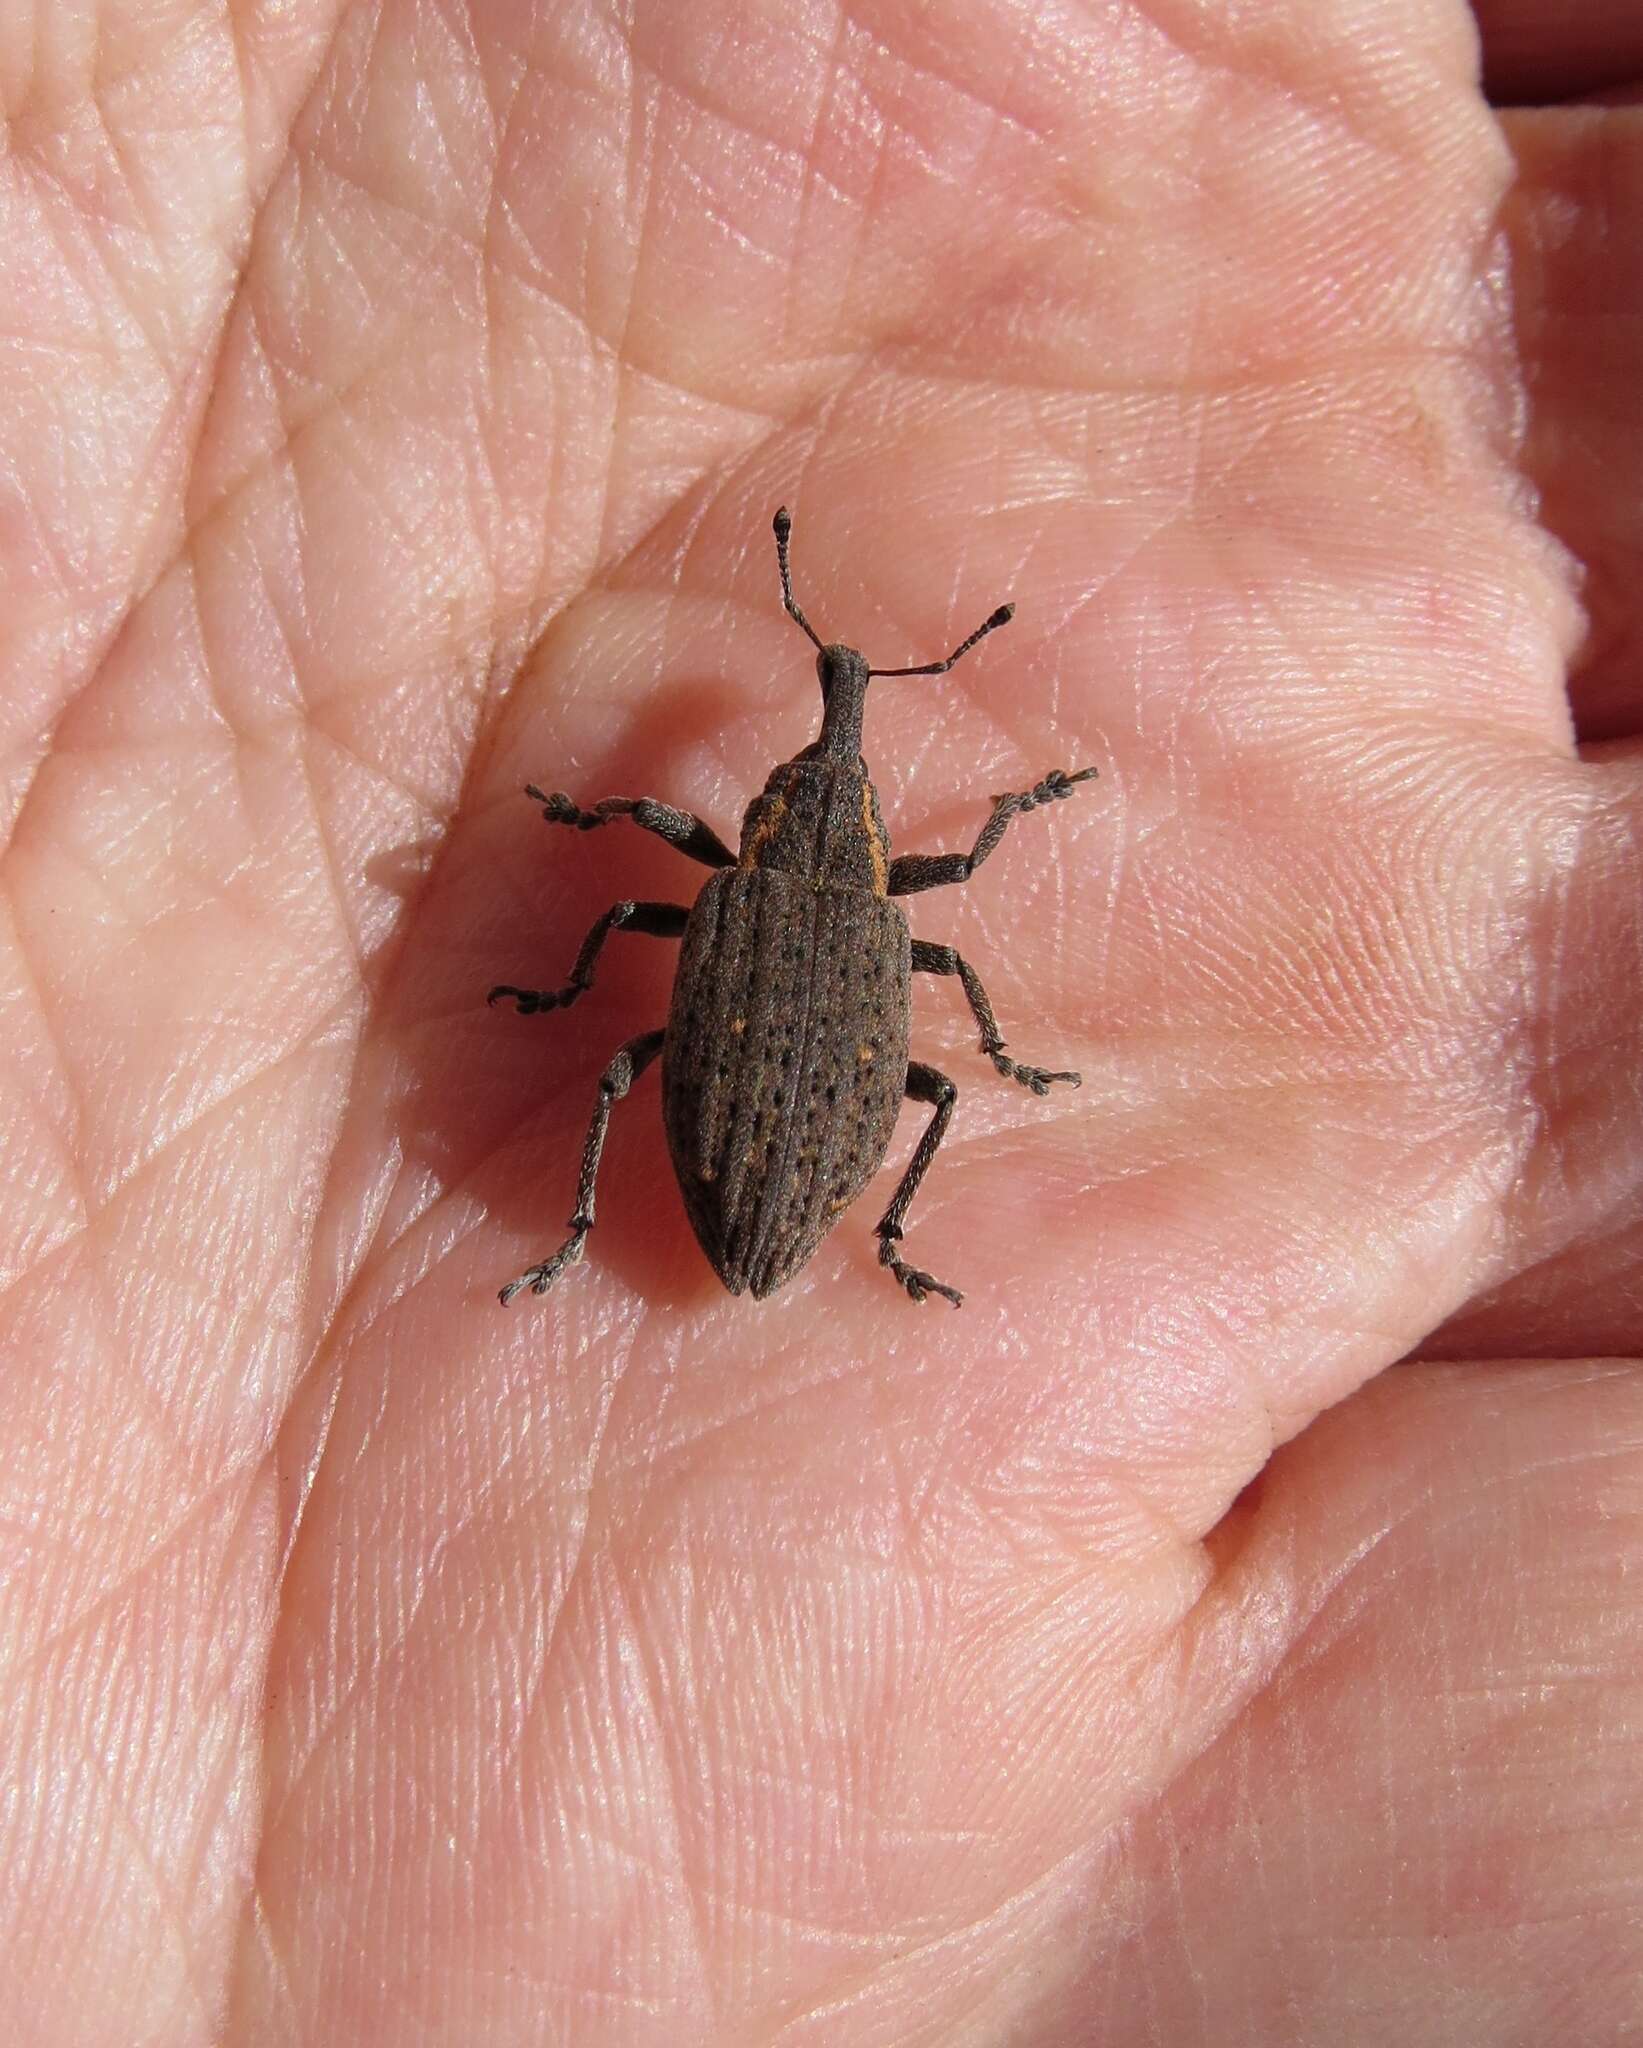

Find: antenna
<box><xmin>772</xmin><ymin>507</ymin><xmax>824</xmax><ymax>653</ymax></box>
<box><xmin>871</xmin><ymin>603</ymin><xmax>1014</xmax><ymax>678</ymax></box>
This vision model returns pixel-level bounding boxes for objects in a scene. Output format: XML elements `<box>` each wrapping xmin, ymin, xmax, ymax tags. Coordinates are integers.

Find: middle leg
<box><xmin>489</xmin><ymin>900</ymin><xmax>688</xmax><ymax>1015</ymax></box>
<box><xmin>911</xmin><ymin>939</ymin><xmax>1081</xmax><ymax>1095</ymax></box>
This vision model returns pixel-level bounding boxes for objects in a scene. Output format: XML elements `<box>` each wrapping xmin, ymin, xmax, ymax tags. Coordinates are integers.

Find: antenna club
<box><xmin>774</xmin><ymin>504</ymin><xmax>825</xmax><ymax>652</ymax></box>
<box><xmin>989</xmin><ymin>604</ymin><xmax>1015</xmax><ymax>630</ymax></box>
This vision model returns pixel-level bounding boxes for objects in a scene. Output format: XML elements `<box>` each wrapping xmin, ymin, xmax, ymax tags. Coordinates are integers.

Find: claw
<box><xmin>487</xmin><ymin>983</ymin><xmax>583</xmax><ymax>1015</ymax></box>
<box><xmin>499</xmin><ymin>1224</ymin><xmax>589</xmax><ymax>1305</ymax></box>
<box><xmin>526</xmin><ymin>786</ymin><xmax>585</xmax><ymax>826</ymax></box>
<box><xmin>985</xmin><ymin>1048</ymin><xmax>1081</xmax><ymax>1095</ymax></box>
<box><xmin>878</xmin><ymin>1233</ymin><xmax>963</xmax><ymax>1308</ymax></box>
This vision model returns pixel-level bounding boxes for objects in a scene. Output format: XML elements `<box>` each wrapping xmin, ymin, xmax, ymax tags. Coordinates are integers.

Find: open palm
<box><xmin>3</xmin><ymin>4</ymin><xmax>1639</xmax><ymax>2042</ymax></box>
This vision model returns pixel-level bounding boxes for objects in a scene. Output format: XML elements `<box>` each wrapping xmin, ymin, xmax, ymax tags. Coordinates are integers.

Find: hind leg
<box><xmin>874</xmin><ymin>1062</ymin><xmax>963</xmax><ymax>1308</ymax></box>
<box><xmin>499</xmin><ymin>1029</ymin><xmax>665</xmax><ymax>1304</ymax></box>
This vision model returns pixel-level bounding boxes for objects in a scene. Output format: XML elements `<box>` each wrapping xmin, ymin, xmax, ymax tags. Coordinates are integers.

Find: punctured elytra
<box><xmin>490</xmin><ymin>507</ymin><xmax>1096</xmax><ymax>1306</ymax></box>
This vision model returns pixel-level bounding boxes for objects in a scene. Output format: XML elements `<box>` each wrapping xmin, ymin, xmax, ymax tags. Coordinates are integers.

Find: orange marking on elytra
<box><xmin>740</xmin><ymin>765</ymin><xmax>801</xmax><ymax>868</ymax></box>
<box><xmin>861</xmin><ymin>779</ymin><xmax>888</xmax><ymax>894</ymax></box>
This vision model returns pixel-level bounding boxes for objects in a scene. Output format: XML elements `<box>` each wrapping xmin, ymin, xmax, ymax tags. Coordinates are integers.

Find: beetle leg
<box><xmin>874</xmin><ymin>1062</ymin><xmax>963</xmax><ymax>1308</ymax></box>
<box><xmin>910</xmin><ymin>939</ymin><xmax>1081</xmax><ymax>1095</ymax></box>
<box><xmin>499</xmin><ymin>1029</ymin><xmax>666</xmax><ymax>1304</ymax></box>
<box><xmin>523</xmin><ymin>786</ymin><xmax>736</xmax><ymax>868</ymax></box>
<box><xmin>488</xmin><ymin>900</ymin><xmax>688</xmax><ymax>1015</ymax></box>
<box><xmin>886</xmin><ymin>767</ymin><xmax>1097</xmax><ymax>897</ymax></box>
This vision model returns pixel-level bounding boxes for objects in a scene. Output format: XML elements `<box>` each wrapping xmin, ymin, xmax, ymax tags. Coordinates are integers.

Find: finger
<box><xmin>1474</xmin><ymin>1</ymin><xmax>1643</xmax><ymax>104</ymax></box>
<box><xmin>1075</xmin><ymin>1361</ymin><xmax>1643</xmax><ymax>2038</ymax></box>
<box><xmin>1500</xmin><ymin>102</ymin><xmax>1643</xmax><ymax>739</ymax></box>
<box><xmin>1422</xmin><ymin>737</ymin><xmax>1643</xmax><ymax>1358</ymax></box>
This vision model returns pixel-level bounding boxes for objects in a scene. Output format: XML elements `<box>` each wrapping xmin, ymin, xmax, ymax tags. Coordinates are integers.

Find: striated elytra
<box><xmin>490</xmin><ymin>508</ymin><xmax>1097</xmax><ymax>1307</ymax></box>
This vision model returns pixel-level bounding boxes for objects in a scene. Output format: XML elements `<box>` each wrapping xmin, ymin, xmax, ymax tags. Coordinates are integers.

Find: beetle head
<box><xmin>816</xmin><ymin>642</ymin><xmax>870</xmax><ymax>700</ymax></box>
<box><xmin>813</xmin><ymin>642</ymin><xmax>871</xmax><ymax>759</ymax></box>
<box><xmin>771</xmin><ymin>507</ymin><xmax>1014</xmax><ymax>758</ymax></box>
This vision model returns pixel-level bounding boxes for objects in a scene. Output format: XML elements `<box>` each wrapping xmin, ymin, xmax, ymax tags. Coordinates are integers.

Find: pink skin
<box><xmin>1</xmin><ymin>3</ymin><xmax>1639</xmax><ymax>2042</ymax></box>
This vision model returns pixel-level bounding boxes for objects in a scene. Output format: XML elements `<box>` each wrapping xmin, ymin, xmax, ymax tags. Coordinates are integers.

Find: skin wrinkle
<box><xmin>666</xmin><ymin>138</ymin><xmax>794</xmax><ymax>277</ymax></box>
<box><xmin>212</xmin><ymin>94</ymin><xmax>568</xmax><ymax>1660</ymax></box>
<box><xmin>0</xmin><ymin>989</ymin><xmax>361</xmax><ymax>1296</ymax></box>
<box><xmin>0</xmin><ymin>880</ymin><xmax>93</xmax><ymax>1245</ymax></box>
<box><xmin>621</xmin><ymin>1351</ymin><xmax>889</xmax><ymax>1474</ymax></box>
<box><xmin>772</xmin><ymin>1835</ymin><xmax>1092</xmax><ymax>2038</ymax></box>
<box><xmin>184</xmin><ymin>549</ymin><xmax>271</xmax><ymax>839</ymax></box>
<box><xmin>234</xmin><ymin>122</ymin><xmax>799</xmax><ymax>592</ymax></box>
<box><xmin>49</xmin><ymin>1718</ymin><xmax>215</xmax><ymax>2029</ymax></box>
<box><xmin>788</xmin><ymin>3</ymin><xmax>858</xmax><ymax>351</ymax></box>
<box><xmin>894</xmin><ymin>33</ymin><xmax>1037</xmax><ymax>169</ymax></box>
<box><xmin>294</xmin><ymin>720</ymin><xmax>368</xmax><ymax>972</ymax></box>
<box><xmin>599</xmin><ymin>25</ymin><xmax>661</xmax><ymax>545</ymax></box>
<box><xmin>556</xmin><ymin>1326</ymin><xmax>659</xmax><ymax>1693</ymax></box>
<box><xmin>7</xmin><ymin>1453</ymin><xmax>268</xmax><ymax>1686</ymax></box>
<box><xmin>25</xmin><ymin>1279</ymin><xmax>215</xmax><ymax>1529</ymax></box>
<box><xmin>0</xmin><ymin>4</ymin><xmax>341</xmax><ymax>845</ymax></box>
<box><xmin>600</xmin><ymin>50</ymin><xmax>820</xmax><ymax>376</ymax></box>
<box><xmin>189</xmin><ymin>210</ymin><xmax>626</xmax><ymax>575</ymax></box>
<box><xmin>268</xmin><ymin>1179</ymin><xmax>446</xmax><ymax>1488</ymax></box>
<box><xmin>215</xmin><ymin>1073</ymin><xmax>381</xmax><ymax>1771</ymax></box>
<box><xmin>1485</xmin><ymin>789</ymin><xmax>1643</xmax><ymax>1283</ymax></box>
<box><xmin>265</xmin><ymin>1486</ymin><xmax>472</xmax><ymax>1837</ymax></box>
<box><xmin>235</xmin><ymin>1872</ymin><xmax>297</xmax><ymax>2035</ymax></box>
<box><xmin>297</xmin><ymin>697</ymin><xmax>452</xmax><ymax>822</ymax></box>
<box><xmin>600</xmin><ymin>1554</ymin><xmax>719</xmax><ymax>2032</ymax></box>
<box><xmin>629</xmin><ymin>5</ymin><xmax>827</xmax><ymax>163</ymax></box>
<box><xmin>1167</xmin><ymin>1506</ymin><xmax>1406</xmax><ymax>1851</ymax></box>
<box><xmin>473</xmin><ymin>39</ymin><xmax>511</xmax><ymax>603</ymax></box>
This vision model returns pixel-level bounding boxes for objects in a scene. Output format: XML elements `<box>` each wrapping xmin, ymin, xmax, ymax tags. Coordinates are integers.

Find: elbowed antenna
<box><xmin>773</xmin><ymin>506</ymin><xmax>824</xmax><ymax>653</ymax></box>
<box><xmin>871</xmin><ymin>601</ymin><xmax>1015</xmax><ymax>679</ymax></box>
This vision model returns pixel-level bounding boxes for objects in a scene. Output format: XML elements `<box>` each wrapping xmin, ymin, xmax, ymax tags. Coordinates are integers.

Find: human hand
<box><xmin>2</xmin><ymin>3</ymin><xmax>1638</xmax><ymax>2041</ymax></box>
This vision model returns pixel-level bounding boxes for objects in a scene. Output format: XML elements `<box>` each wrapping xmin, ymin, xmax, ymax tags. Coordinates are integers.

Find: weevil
<box><xmin>490</xmin><ymin>507</ymin><xmax>1096</xmax><ymax>1307</ymax></box>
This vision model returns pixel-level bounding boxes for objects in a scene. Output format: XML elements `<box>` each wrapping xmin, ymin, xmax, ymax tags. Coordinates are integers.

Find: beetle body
<box><xmin>490</xmin><ymin>507</ymin><xmax>1095</xmax><ymax>1309</ymax></box>
<box><xmin>665</xmin><ymin>671</ymin><xmax>911</xmax><ymax>1295</ymax></box>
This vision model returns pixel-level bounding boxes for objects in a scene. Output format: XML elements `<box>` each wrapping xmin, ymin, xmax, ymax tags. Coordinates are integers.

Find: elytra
<box><xmin>490</xmin><ymin>508</ymin><xmax>1096</xmax><ymax>1307</ymax></box>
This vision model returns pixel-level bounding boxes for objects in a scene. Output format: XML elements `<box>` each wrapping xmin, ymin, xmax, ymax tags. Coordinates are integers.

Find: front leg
<box><xmin>911</xmin><ymin>940</ymin><xmax>1081</xmax><ymax>1095</ymax></box>
<box><xmin>875</xmin><ymin>1062</ymin><xmax>963</xmax><ymax>1308</ymax></box>
<box><xmin>524</xmin><ymin>785</ymin><xmax>735</xmax><ymax>868</ymax></box>
<box><xmin>887</xmin><ymin>767</ymin><xmax>1096</xmax><ymax>897</ymax></box>
<box><xmin>489</xmin><ymin>900</ymin><xmax>688</xmax><ymax>1015</ymax></box>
